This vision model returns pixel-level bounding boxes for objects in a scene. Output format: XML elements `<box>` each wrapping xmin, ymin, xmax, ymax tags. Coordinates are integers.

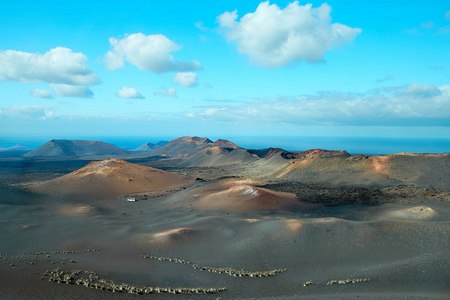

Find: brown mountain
<box><xmin>29</xmin><ymin>158</ymin><xmax>194</xmax><ymax>199</ymax></box>
<box><xmin>149</xmin><ymin>136</ymin><xmax>241</xmax><ymax>158</ymax></box>
<box><xmin>176</xmin><ymin>146</ymin><xmax>259</xmax><ymax>168</ymax></box>
<box><xmin>23</xmin><ymin>139</ymin><xmax>128</xmax><ymax>158</ymax></box>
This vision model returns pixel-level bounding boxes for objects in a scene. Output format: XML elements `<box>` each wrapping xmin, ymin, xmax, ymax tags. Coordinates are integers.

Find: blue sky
<box><xmin>1</xmin><ymin>0</ymin><xmax>450</xmax><ymax>148</ymax></box>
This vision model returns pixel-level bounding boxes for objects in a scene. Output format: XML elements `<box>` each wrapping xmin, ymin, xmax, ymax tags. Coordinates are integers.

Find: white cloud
<box><xmin>50</xmin><ymin>84</ymin><xmax>94</xmax><ymax>98</ymax></box>
<box><xmin>404</xmin><ymin>83</ymin><xmax>440</xmax><ymax>97</ymax></box>
<box><xmin>217</xmin><ymin>1</ymin><xmax>361</xmax><ymax>68</ymax></box>
<box><xmin>173</xmin><ymin>72</ymin><xmax>198</xmax><ymax>87</ymax></box>
<box><xmin>439</xmin><ymin>85</ymin><xmax>450</xmax><ymax>97</ymax></box>
<box><xmin>195</xmin><ymin>21</ymin><xmax>208</xmax><ymax>32</ymax></box>
<box><xmin>105</xmin><ymin>33</ymin><xmax>202</xmax><ymax>73</ymax></box>
<box><xmin>0</xmin><ymin>47</ymin><xmax>100</xmax><ymax>85</ymax></box>
<box><xmin>0</xmin><ymin>105</ymin><xmax>57</xmax><ymax>119</ymax></box>
<box><xmin>0</xmin><ymin>47</ymin><xmax>100</xmax><ymax>98</ymax></box>
<box><xmin>154</xmin><ymin>88</ymin><xmax>177</xmax><ymax>97</ymax></box>
<box><xmin>30</xmin><ymin>88</ymin><xmax>52</xmax><ymax>99</ymax></box>
<box><xmin>201</xmin><ymin>108</ymin><xmax>226</xmax><ymax>116</ymax></box>
<box><xmin>116</xmin><ymin>86</ymin><xmax>144</xmax><ymax>99</ymax></box>
<box><xmin>446</xmin><ymin>10</ymin><xmax>450</xmax><ymax>19</ymax></box>
<box><xmin>167</xmin><ymin>88</ymin><xmax>177</xmax><ymax>97</ymax></box>
<box><xmin>190</xmin><ymin>83</ymin><xmax>450</xmax><ymax>126</ymax></box>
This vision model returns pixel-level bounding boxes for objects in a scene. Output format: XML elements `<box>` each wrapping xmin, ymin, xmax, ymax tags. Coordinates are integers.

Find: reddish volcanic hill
<box><xmin>23</xmin><ymin>139</ymin><xmax>128</xmax><ymax>158</ymax></box>
<box><xmin>176</xmin><ymin>146</ymin><xmax>259</xmax><ymax>168</ymax></box>
<box><xmin>29</xmin><ymin>158</ymin><xmax>194</xmax><ymax>199</ymax></box>
<box><xmin>190</xmin><ymin>180</ymin><xmax>319</xmax><ymax>212</ymax></box>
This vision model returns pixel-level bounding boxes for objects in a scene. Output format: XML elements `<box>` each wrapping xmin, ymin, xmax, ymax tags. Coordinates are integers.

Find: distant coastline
<box><xmin>1</xmin><ymin>136</ymin><xmax>449</xmax><ymax>155</ymax></box>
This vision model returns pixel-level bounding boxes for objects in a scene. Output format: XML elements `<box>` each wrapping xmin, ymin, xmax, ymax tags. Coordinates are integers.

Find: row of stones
<box><xmin>140</xmin><ymin>254</ymin><xmax>287</xmax><ymax>278</ymax></box>
<box><xmin>0</xmin><ymin>248</ymin><xmax>99</xmax><ymax>267</ymax></box>
<box><xmin>303</xmin><ymin>278</ymin><xmax>371</xmax><ymax>286</ymax></box>
<box><xmin>43</xmin><ymin>268</ymin><xmax>226</xmax><ymax>295</ymax></box>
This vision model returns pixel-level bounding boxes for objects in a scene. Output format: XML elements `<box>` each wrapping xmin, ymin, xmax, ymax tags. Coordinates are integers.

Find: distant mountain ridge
<box><xmin>149</xmin><ymin>136</ymin><xmax>241</xmax><ymax>158</ymax></box>
<box><xmin>21</xmin><ymin>136</ymin><xmax>356</xmax><ymax>168</ymax></box>
<box><xmin>130</xmin><ymin>141</ymin><xmax>169</xmax><ymax>152</ymax></box>
<box><xmin>23</xmin><ymin>139</ymin><xmax>128</xmax><ymax>158</ymax></box>
<box><xmin>131</xmin><ymin>142</ymin><xmax>160</xmax><ymax>152</ymax></box>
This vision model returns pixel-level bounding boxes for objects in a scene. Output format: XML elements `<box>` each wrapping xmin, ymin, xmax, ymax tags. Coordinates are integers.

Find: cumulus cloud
<box><xmin>50</xmin><ymin>84</ymin><xmax>94</xmax><ymax>98</ymax></box>
<box><xmin>154</xmin><ymin>88</ymin><xmax>177</xmax><ymax>97</ymax></box>
<box><xmin>0</xmin><ymin>47</ymin><xmax>100</xmax><ymax>85</ymax></box>
<box><xmin>0</xmin><ymin>105</ymin><xmax>56</xmax><ymax>119</ymax></box>
<box><xmin>403</xmin><ymin>83</ymin><xmax>440</xmax><ymax>97</ymax></box>
<box><xmin>439</xmin><ymin>85</ymin><xmax>450</xmax><ymax>97</ymax></box>
<box><xmin>0</xmin><ymin>47</ymin><xmax>100</xmax><ymax>98</ymax></box>
<box><xmin>189</xmin><ymin>83</ymin><xmax>450</xmax><ymax>126</ymax></box>
<box><xmin>30</xmin><ymin>88</ymin><xmax>52</xmax><ymax>99</ymax></box>
<box><xmin>217</xmin><ymin>1</ymin><xmax>361</xmax><ymax>68</ymax></box>
<box><xmin>116</xmin><ymin>86</ymin><xmax>144</xmax><ymax>99</ymax></box>
<box><xmin>105</xmin><ymin>33</ymin><xmax>202</xmax><ymax>73</ymax></box>
<box><xmin>173</xmin><ymin>72</ymin><xmax>198</xmax><ymax>87</ymax></box>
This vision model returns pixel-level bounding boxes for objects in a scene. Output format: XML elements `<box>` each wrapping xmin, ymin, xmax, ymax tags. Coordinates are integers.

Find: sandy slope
<box><xmin>1</xmin><ymin>181</ymin><xmax>449</xmax><ymax>300</ymax></box>
<box><xmin>28</xmin><ymin>158</ymin><xmax>194</xmax><ymax>199</ymax></box>
<box><xmin>240</xmin><ymin>152</ymin><xmax>450</xmax><ymax>190</ymax></box>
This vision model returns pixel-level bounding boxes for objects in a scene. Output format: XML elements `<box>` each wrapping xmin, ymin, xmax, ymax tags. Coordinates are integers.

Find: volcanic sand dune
<box><xmin>383</xmin><ymin>206</ymin><xmax>438</xmax><ymax>220</ymax></box>
<box><xmin>54</xmin><ymin>204</ymin><xmax>94</xmax><ymax>216</ymax></box>
<box><xmin>29</xmin><ymin>158</ymin><xmax>194</xmax><ymax>199</ymax></box>
<box><xmin>137</xmin><ymin>228</ymin><xmax>201</xmax><ymax>250</ymax></box>
<box><xmin>191</xmin><ymin>181</ymin><xmax>320</xmax><ymax>212</ymax></box>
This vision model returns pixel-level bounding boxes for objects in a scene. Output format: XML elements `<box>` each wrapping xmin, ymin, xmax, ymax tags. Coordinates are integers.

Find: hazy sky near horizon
<box><xmin>1</xmin><ymin>0</ymin><xmax>450</xmax><ymax>140</ymax></box>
